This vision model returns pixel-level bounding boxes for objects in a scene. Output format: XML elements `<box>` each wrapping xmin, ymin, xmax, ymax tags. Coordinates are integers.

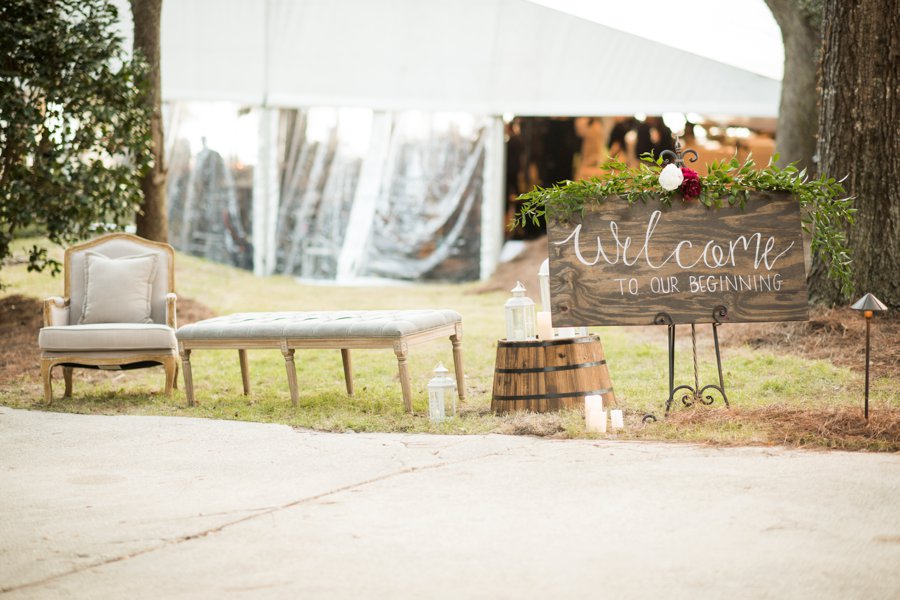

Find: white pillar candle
<box><xmin>610</xmin><ymin>409</ymin><xmax>624</xmax><ymax>430</ymax></box>
<box><xmin>536</xmin><ymin>311</ymin><xmax>554</xmax><ymax>340</ymax></box>
<box><xmin>585</xmin><ymin>395</ymin><xmax>606</xmax><ymax>433</ymax></box>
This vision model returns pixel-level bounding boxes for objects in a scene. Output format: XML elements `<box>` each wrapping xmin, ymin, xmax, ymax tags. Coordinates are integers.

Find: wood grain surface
<box><xmin>491</xmin><ymin>336</ymin><xmax>615</xmax><ymax>413</ymax></box>
<box><xmin>547</xmin><ymin>192</ymin><xmax>809</xmax><ymax>326</ymax></box>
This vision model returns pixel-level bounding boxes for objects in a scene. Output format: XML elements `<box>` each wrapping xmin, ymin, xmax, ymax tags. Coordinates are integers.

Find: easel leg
<box><xmin>665</xmin><ymin>323</ymin><xmax>676</xmax><ymax>414</ymax></box>
<box><xmin>712</xmin><ymin>322</ymin><xmax>729</xmax><ymax>407</ymax></box>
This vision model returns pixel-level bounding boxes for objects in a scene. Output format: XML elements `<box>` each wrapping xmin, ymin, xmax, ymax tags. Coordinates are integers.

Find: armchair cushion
<box><xmin>39</xmin><ymin>323</ymin><xmax>177</xmax><ymax>352</ymax></box>
<box><xmin>80</xmin><ymin>252</ymin><xmax>158</xmax><ymax>325</ymax></box>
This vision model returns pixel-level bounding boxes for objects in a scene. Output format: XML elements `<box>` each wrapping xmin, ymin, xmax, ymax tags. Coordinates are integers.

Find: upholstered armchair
<box><xmin>38</xmin><ymin>233</ymin><xmax>179</xmax><ymax>402</ymax></box>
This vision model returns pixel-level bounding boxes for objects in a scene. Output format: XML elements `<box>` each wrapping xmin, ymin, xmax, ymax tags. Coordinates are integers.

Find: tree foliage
<box><xmin>0</xmin><ymin>0</ymin><xmax>151</xmax><ymax>281</ymax></box>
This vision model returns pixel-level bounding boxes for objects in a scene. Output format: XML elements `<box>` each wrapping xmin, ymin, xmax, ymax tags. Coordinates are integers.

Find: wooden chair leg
<box><xmin>63</xmin><ymin>367</ymin><xmax>73</xmax><ymax>398</ymax></box>
<box><xmin>394</xmin><ymin>340</ymin><xmax>412</xmax><ymax>413</ymax></box>
<box><xmin>173</xmin><ymin>362</ymin><xmax>179</xmax><ymax>390</ymax></box>
<box><xmin>164</xmin><ymin>357</ymin><xmax>176</xmax><ymax>397</ymax></box>
<box><xmin>451</xmin><ymin>325</ymin><xmax>466</xmax><ymax>403</ymax></box>
<box><xmin>281</xmin><ymin>343</ymin><xmax>299</xmax><ymax>406</ymax></box>
<box><xmin>341</xmin><ymin>349</ymin><xmax>354</xmax><ymax>395</ymax></box>
<box><xmin>41</xmin><ymin>359</ymin><xmax>53</xmax><ymax>404</ymax></box>
<box><xmin>238</xmin><ymin>349</ymin><xmax>251</xmax><ymax>395</ymax></box>
<box><xmin>180</xmin><ymin>346</ymin><xmax>195</xmax><ymax>406</ymax></box>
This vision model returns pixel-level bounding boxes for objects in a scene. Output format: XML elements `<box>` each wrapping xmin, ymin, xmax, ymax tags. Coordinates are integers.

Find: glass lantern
<box><xmin>427</xmin><ymin>362</ymin><xmax>457</xmax><ymax>422</ymax></box>
<box><xmin>505</xmin><ymin>281</ymin><xmax>536</xmax><ymax>341</ymax></box>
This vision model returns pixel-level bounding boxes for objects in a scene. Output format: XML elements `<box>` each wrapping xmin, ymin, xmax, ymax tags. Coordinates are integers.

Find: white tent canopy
<box><xmin>160</xmin><ymin>0</ymin><xmax>781</xmax><ymax>116</ymax></box>
<box><xmin>124</xmin><ymin>0</ymin><xmax>783</xmax><ymax>282</ymax></box>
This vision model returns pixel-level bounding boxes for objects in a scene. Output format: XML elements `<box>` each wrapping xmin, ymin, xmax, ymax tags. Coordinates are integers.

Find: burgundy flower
<box><xmin>680</xmin><ymin>167</ymin><xmax>701</xmax><ymax>199</ymax></box>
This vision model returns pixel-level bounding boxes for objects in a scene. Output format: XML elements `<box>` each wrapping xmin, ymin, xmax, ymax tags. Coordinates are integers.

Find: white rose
<box><xmin>658</xmin><ymin>163</ymin><xmax>684</xmax><ymax>191</ymax></box>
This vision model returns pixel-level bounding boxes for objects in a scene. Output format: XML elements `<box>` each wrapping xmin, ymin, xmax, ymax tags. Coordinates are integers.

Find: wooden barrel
<box><xmin>491</xmin><ymin>335</ymin><xmax>616</xmax><ymax>413</ymax></box>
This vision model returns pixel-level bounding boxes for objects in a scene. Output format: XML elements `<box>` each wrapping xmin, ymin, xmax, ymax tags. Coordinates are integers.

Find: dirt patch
<box><xmin>472</xmin><ymin>237</ymin><xmax>547</xmax><ymax>296</ymax></box>
<box><xmin>493</xmin><ymin>410</ymin><xmax>569</xmax><ymax>437</ymax></box>
<box><xmin>0</xmin><ymin>294</ymin><xmax>216</xmax><ymax>385</ymax></box>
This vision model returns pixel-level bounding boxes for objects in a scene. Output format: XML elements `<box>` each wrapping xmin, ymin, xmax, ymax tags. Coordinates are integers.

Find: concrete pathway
<box><xmin>1</xmin><ymin>407</ymin><xmax>898</xmax><ymax>599</ymax></box>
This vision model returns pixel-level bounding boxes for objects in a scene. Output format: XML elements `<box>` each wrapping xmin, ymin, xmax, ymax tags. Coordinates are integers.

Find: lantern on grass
<box><xmin>850</xmin><ymin>293</ymin><xmax>888</xmax><ymax>420</ymax></box>
<box><xmin>505</xmin><ymin>281</ymin><xmax>536</xmax><ymax>341</ymax></box>
<box><xmin>427</xmin><ymin>362</ymin><xmax>457</xmax><ymax>422</ymax></box>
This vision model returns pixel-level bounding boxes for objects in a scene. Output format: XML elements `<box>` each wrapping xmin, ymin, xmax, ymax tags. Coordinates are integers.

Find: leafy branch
<box><xmin>513</xmin><ymin>154</ymin><xmax>855</xmax><ymax>296</ymax></box>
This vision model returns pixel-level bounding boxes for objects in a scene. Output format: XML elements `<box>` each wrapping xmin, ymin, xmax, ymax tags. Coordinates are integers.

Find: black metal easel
<box><xmin>654</xmin><ymin>307</ymin><xmax>730</xmax><ymax>416</ymax></box>
<box><xmin>638</xmin><ymin>139</ymin><xmax>730</xmax><ymax>422</ymax></box>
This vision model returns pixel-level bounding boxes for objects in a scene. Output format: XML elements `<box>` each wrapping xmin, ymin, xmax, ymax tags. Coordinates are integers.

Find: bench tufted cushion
<box><xmin>176</xmin><ymin>310</ymin><xmax>462</xmax><ymax>340</ymax></box>
<box><xmin>39</xmin><ymin>324</ymin><xmax>177</xmax><ymax>352</ymax></box>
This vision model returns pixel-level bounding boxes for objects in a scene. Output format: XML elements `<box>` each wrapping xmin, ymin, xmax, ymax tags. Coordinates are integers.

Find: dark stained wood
<box><xmin>547</xmin><ymin>192</ymin><xmax>809</xmax><ymax>326</ymax></box>
<box><xmin>491</xmin><ymin>336</ymin><xmax>615</xmax><ymax>414</ymax></box>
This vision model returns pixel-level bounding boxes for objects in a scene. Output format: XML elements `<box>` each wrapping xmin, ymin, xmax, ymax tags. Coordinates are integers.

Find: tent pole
<box><xmin>480</xmin><ymin>116</ymin><xmax>506</xmax><ymax>280</ymax></box>
<box><xmin>252</xmin><ymin>107</ymin><xmax>279</xmax><ymax>276</ymax></box>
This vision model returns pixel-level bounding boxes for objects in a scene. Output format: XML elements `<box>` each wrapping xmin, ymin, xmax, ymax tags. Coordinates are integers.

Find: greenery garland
<box><xmin>513</xmin><ymin>154</ymin><xmax>855</xmax><ymax>296</ymax></box>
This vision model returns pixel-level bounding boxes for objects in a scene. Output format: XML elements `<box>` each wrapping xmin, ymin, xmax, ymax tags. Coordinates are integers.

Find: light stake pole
<box><xmin>864</xmin><ymin>309</ymin><xmax>872</xmax><ymax>419</ymax></box>
<box><xmin>850</xmin><ymin>293</ymin><xmax>888</xmax><ymax>420</ymax></box>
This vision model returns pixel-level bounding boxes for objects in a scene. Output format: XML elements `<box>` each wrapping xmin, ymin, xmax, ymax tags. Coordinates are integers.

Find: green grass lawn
<box><xmin>2</xmin><ymin>238</ymin><xmax>897</xmax><ymax>450</ymax></box>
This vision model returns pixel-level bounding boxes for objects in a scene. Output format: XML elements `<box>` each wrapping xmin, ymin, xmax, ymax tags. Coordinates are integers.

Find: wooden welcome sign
<box><xmin>547</xmin><ymin>191</ymin><xmax>809</xmax><ymax>326</ymax></box>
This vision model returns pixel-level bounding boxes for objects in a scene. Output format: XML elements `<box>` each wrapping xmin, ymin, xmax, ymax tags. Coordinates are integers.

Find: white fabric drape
<box><xmin>165</xmin><ymin>103</ymin><xmax>255</xmax><ymax>269</ymax></box>
<box><xmin>272</xmin><ymin>108</ymin><xmax>487</xmax><ymax>281</ymax></box>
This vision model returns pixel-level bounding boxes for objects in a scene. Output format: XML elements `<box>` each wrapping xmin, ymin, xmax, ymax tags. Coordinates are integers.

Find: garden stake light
<box><xmin>850</xmin><ymin>293</ymin><xmax>888</xmax><ymax>420</ymax></box>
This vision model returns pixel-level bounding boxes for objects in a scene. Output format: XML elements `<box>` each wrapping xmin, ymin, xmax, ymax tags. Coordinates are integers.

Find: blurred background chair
<box><xmin>37</xmin><ymin>233</ymin><xmax>178</xmax><ymax>402</ymax></box>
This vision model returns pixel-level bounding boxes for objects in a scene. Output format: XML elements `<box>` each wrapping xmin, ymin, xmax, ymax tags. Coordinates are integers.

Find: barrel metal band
<box><xmin>498</xmin><ymin>336</ymin><xmax>596</xmax><ymax>348</ymax></box>
<box><xmin>493</xmin><ymin>387</ymin><xmax>613</xmax><ymax>401</ymax></box>
<box><xmin>495</xmin><ymin>360</ymin><xmax>606</xmax><ymax>374</ymax></box>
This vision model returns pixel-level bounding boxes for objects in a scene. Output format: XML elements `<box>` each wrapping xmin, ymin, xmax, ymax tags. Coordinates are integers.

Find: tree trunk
<box><xmin>811</xmin><ymin>0</ymin><xmax>900</xmax><ymax>307</ymax></box>
<box><xmin>131</xmin><ymin>0</ymin><xmax>168</xmax><ymax>243</ymax></box>
<box><xmin>764</xmin><ymin>0</ymin><xmax>822</xmax><ymax>172</ymax></box>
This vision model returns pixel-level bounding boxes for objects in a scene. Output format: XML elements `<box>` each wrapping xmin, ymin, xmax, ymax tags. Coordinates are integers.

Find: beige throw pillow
<box><xmin>79</xmin><ymin>252</ymin><xmax>159</xmax><ymax>324</ymax></box>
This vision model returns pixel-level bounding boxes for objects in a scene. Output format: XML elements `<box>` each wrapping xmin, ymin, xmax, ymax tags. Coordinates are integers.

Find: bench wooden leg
<box><xmin>281</xmin><ymin>342</ymin><xmax>299</xmax><ymax>406</ymax></box>
<box><xmin>341</xmin><ymin>349</ymin><xmax>354</xmax><ymax>396</ymax></box>
<box><xmin>394</xmin><ymin>340</ymin><xmax>412</xmax><ymax>413</ymax></box>
<box><xmin>180</xmin><ymin>345</ymin><xmax>195</xmax><ymax>406</ymax></box>
<box><xmin>238</xmin><ymin>349</ymin><xmax>251</xmax><ymax>395</ymax></box>
<box><xmin>451</xmin><ymin>323</ymin><xmax>466</xmax><ymax>402</ymax></box>
<box><xmin>63</xmin><ymin>366</ymin><xmax>74</xmax><ymax>398</ymax></box>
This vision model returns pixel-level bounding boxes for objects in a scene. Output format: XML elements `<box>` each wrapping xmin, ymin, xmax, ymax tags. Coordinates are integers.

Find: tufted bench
<box><xmin>175</xmin><ymin>310</ymin><xmax>465</xmax><ymax>412</ymax></box>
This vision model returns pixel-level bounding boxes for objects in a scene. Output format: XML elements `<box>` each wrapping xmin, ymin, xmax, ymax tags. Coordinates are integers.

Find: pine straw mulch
<box><xmin>719</xmin><ymin>307</ymin><xmax>899</xmax><ymax>374</ymax></box>
<box><xmin>0</xmin><ymin>294</ymin><xmax>216</xmax><ymax>385</ymax></box>
<box><xmin>655</xmin><ymin>405</ymin><xmax>900</xmax><ymax>451</ymax></box>
<box><xmin>486</xmin><ymin>405</ymin><xmax>900</xmax><ymax>451</ymax></box>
